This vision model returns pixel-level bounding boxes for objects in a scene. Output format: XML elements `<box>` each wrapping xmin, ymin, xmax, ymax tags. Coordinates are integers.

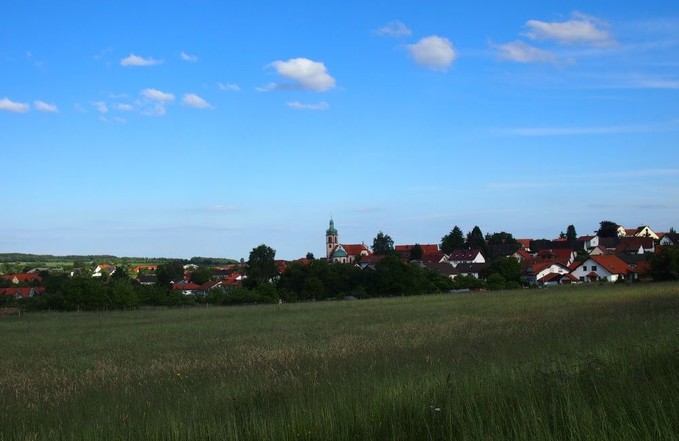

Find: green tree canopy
<box><xmin>466</xmin><ymin>226</ymin><xmax>488</xmax><ymax>254</ymax></box>
<box><xmin>156</xmin><ymin>260</ymin><xmax>186</xmax><ymax>288</ymax></box>
<box><xmin>245</xmin><ymin>244</ymin><xmax>277</xmax><ymax>288</ymax></box>
<box><xmin>597</xmin><ymin>220</ymin><xmax>620</xmax><ymax>238</ymax></box>
<box><xmin>372</xmin><ymin>231</ymin><xmax>395</xmax><ymax>255</ymax></box>
<box><xmin>566</xmin><ymin>224</ymin><xmax>577</xmax><ymax>242</ymax></box>
<box><xmin>440</xmin><ymin>226</ymin><xmax>465</xmax><ymax>254</ymax></box>
<box><xmin>408</xmin><ymin>244</ymin><xmax>424</xmax><ymax>261</ymax></box>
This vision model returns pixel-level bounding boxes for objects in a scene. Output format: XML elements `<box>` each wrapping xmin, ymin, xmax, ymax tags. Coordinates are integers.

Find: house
<box><xmin>0</xmin><ymin>287</ymin><xmax>44</xmax><ymax>299</ymax></box>
<box><xmin>570</xmin><ymin>255</ymin><xmax>631</xmax><ymax>283</ymax></box>
<box><xmin>0</xmin><ymin>273</ymin><xmax>42</xmax><ymax>285</ymax></box>
<box><xmin>625</xmin><ymin>225</ymin><xmax>659</xmax><ymax>240</ymax></box>
<box><xmin>658</xmin><ymin>233</ymin><xmax>679</xmax><ymax>246</ymax></box>
<box><xmin>447</xmin><ymin>249</ymin><xmax>485</xmax><ymax>266</ymax></box>
<box><xmin>589</xmin><ymin>245</ymin><xmax>610</xmax><ymax>256</ymax></box>
<box><xmin>395</xmin><ymin>244</ymin><xmax>439</xmax><ymax>260</ymax></box>
<box><xmin>137</xmin><ymin>274</ymin><xmax>157</xmax><ymax>285</ymax></box>
<box><xmin>516</xmin><ymin>239</ymin><xmax>532</xmax><ymax>251</ymax></box>
<box><xmin>523</xmin><ymin>262</ymin><xmax>571</xmax><ymax>286</ymax></box>
<box><xmin>539</xmin><ymin>273</ymin><xmax>579</xmax><ymax>286</ymax></box>
<box><xmin>420</xmin><ymin>252</ymin><xmax>449</xmax><ymax>264</ymax></box>
<box><xmin>421</xmin><ymin>262</ymin><xmax>460</xmax><ymax>280</ymax></box>
<box><xmin>454</xmin><ymin>263</ymin><xmax>488</xmax><ymax>279</ymax></box>
<box><xmin>615</xmin><ymin>237</ymin><xmax>655</xmax><ymax>255</ymax></box>
<box><xmin>92</xmin><ymin>264</ymin><xmax>116</xmax><ymax>278</ymax></box>
<box><xmin>172</xmin><ymin>282</ymin><xmax>201</xmax><ymax>296</ymax></box>
<box><xmin>577</xmin><ymin>235</ymin><xmax>599</xmax><ymax>250</ymax></box>
<box><xmin>534</xmin><ymin>249</ymin><xmax>576</xmax><ymax>267</ymax></box>
<box><xmin>512</xmin><ymin>248</ymin><xmax>533</xmax><ymax>262</ymax></box>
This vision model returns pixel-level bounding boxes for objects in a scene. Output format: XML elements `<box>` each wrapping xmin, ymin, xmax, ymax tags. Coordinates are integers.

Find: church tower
<box><xmin>326</xmin><ymin>218</ymin><xmax>339</xmax><ymax>259</ymax></box>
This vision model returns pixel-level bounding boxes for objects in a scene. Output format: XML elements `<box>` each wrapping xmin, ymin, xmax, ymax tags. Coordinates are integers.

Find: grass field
<box><xmin>1</xmin><ymin>283</ymin><xmax>678</xmax><ymax>440</ymax></box>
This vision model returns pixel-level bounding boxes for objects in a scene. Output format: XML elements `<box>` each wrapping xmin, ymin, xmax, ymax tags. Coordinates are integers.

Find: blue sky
<box><xmin>2</xmin><ymin>1</ymin><xmax>678</xmax><ymax>260</ymax></box>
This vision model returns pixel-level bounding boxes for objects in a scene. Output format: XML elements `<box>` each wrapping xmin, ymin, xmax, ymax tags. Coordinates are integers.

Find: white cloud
<box><xmin>218</xmin><ymin>82</ymin><xmax>241</xmax><ymax>92</ymax></box>
<box><xmin>287</xmin><ymin>101</ymin><xmax>329</xmax><ymax>111</ymax></box>
<box><xmin>182</xmin><ymin>93</ymin><xmax>213</xmax><ymax>109</ymax></box>
<box><xmin>407</xmin><ymin>36</ymin><xmax>457</xmax><ymax>70</ymax></box>
<box><xmin>493</xmin><ymin>40</ymin><xmax>558</xmax><ymax>63</ymax></box>
<box><xmin>141</xmin><ymin>88</ymin><xmax>175</xmax><ymax>102</ymax></box>
<box><xmin>375</xmin><ymin>20</ymin><xmax>412</xmax><ymax>37</ymax></box>
<box><xmin>266</xmin><ymin>58</ymin><xmax>336</xmax><ymax>92</ymax></box>
<box><xmin>120</xmin><ymin>54</ymin><xmax>163</xmax><ymax>67</ymax></box>
<box><xmin>524</xmin><ymin>12</ymin><xmax>615</xmax><ymax>46</ymax></box>
<box><xmin>34</xmin><ymin>100</ymin><xmax>58</xmax><ymax>112</ymax></box>
<box><xmin>114</xmin><ymin>103</ymin><xmax>134</xmax><ymax>111</ymax></box>
<box><xmin>92</xmin><ymin>101</ymin><xmax>108</xmax><ymax>114</ymax></box>
<box><xmin>498</xmin><ymin>120</ymin><xmax>679</xmax><ymax>137</ymax></box>
<box><xmin>180</xmin><ymin>51</ymin><xmax>198</xmax><ymax>62</ymax></box>
<box><xmin>0</xmin><ymin>97</ymin><xmax>30</xmax><ymax>113</ymax></box>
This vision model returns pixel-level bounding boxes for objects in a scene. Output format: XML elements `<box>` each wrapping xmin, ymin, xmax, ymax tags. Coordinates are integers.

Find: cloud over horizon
<box><xmin>34</xmin><ymin>100</ymin><xmax>58</xmax><ymax>112</ymax></box>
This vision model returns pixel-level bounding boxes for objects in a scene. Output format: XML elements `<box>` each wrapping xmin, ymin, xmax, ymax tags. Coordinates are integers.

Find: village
<box><xmin>1</xmin><ymin>218</ymin><xmax>677</xmax><ymax>304</ymax></box>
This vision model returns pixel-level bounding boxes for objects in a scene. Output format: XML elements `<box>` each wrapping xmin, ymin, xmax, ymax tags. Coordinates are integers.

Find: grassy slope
<box><xmin>1</xmin><ymin>284</ymin><xmax>678</xmax><ymax>440</ymax></box>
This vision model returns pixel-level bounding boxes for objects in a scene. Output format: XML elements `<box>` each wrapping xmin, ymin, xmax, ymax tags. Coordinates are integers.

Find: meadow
<box><xmin>1</xmin><ymin>283</ymin><xmax>678</xmax><ymax>440</ymax></box>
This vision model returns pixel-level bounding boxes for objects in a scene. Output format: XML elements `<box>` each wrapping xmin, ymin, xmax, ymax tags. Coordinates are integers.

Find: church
<box><xmin>325</xmin><ymin>218</ymin><xmax>371</xmax><ymax>264</ymax></box>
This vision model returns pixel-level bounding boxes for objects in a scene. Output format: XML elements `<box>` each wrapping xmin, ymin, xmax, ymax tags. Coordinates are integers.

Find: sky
<box><xmin>1</xmin><ymin>1</ymin><xmax>679</xmax><ymax>261</ymax></box>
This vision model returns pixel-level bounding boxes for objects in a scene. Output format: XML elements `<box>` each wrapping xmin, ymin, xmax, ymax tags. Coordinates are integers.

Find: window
<box><xmin>592</xmin><ymin>265</ymin><xmax>598</xmax><ymax>271</ymax></box>
<box><xmin>579</xmin><ymin>277</ymin><xmax>585</xmax><ymax>281</ymax></box>
<box><xmin>583</xmin><ymin>265</ymin><xmax>587</xmax><ymax>271</ymax></box>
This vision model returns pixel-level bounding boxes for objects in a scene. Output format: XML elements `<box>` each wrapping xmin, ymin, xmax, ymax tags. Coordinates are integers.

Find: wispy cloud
<box><xmin>287</xmin><ymin>101</ymin><xmax>329</xmax><ymax>111</ymax></box>
<box><xmin>120</xmin><ymin>54</ymin><xmax>163</xmax><ymax>67</ymax></box>
<box><xmin>182</xmin><ymin>93</ymin><xmax>213</xmax><ymax>109</ymax></box>
<box><xmin>218</xmin><ymin>82</ymin><xmax>241</xmax><ymax>92</ymax></box>
<box><xmin>407</xmin><ymin>36</ymin><xmax>457</xmax><ymax>71</ymax></box>
<box><xmin>180</xmin><ymin>51</ymin><xmax>198</xmax><ymax>62</ymax></box>
<box><xmin>92</xmin><ymin>101</ymin><xmax>108</xmax><ymax>114</ymax></box>
<box><xmin>114</xmin><ymin>103</ymin><xmax>134</xmax><ymax>111</ymax></box>
<box><xmin>374</xmin><ymin>20</ymin><xmax>412</xmax><ymax>37</ymax></box>
<box><xmin>139</xmin><ymin>88</ymin><xmax>175</xmax><ymax>116</ymax></box>
<box><xmin>141</xmin><ymin>88</ymin><xmax>175</xmax><ymax>102</ymax></box>
<box><xmin>524</xmin><ymin>12</ymin><xmax>615</xmax><ymax>47</ymax></box>
<box><xmin>0</xmin><ymin>97</ymin><xmax>30</xmax><ymax>113</ymax></box>
<box><xmin>263</xmin><ymin>58</ymin><xmax>336</xmax><ymax>92</ymax></box>
<box><xmin>34</xmin><ymin>100</ymin><xmax>58</xmax><ymax>112</ymax></box>
<box><xmin>492</xmin><ymin>40</ymin><xmax>558</xmax><ymax>63</ymax></box>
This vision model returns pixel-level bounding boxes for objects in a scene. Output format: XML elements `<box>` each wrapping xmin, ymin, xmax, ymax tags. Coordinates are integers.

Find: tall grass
<box><xmin>1</xmin><ymin>283</ymin><xmax>678</xmax><ymax>440</ymax></box>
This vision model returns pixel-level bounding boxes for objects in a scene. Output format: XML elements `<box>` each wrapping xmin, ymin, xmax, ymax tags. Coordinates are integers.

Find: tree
<box><xmin>156</xmin><ymin>260</ymin><xmax>186</xmax><ymax>289</ymax></box>
<box><xmin>408</xmin><ymin>244</ymin><xmax>423</xmax><ymax>261</ymax></box>
<box><xmin>306</xmin><ymin>252</ymin><xmax>315</xmax><ymax>260</ymax></box>
<box><xmin>189</xmin><ymin>267</ymin><xmax>215</xmax><ymax>285</ymax></box>
<box><xmin>566</xmin><ymin>225</ymin><xmax>577</xmax><ymax>242</ymax></box>
<box><xmin>372</xmin><ymin>231</ymin><xmax>394</xmax><ymax>255</ymax></box>
<box><xmin>245</xmin><ymin>244</ymin><xmax>277</xmax><ymax>288</ymax></box>
<box><xmin>486</xmin><ymin>231</ymin><xmax>517</xmax><ymax>245</ymax></box>
<box><xmin>440</xmin><ymin>226</ymin><xmax>465</xmax><ymax>254</ymax></box>
<box><xmin>649</xmin><ymin>246</ymin><xmax>679</xmax><ymax>281</ymax></box>
<box><xmin>597</xmin><ymin>220</ymin><xmax>620</xmax><ymax>238</ymax></box>
<box><xmin>466</xmin><ymin>226</ymin><xmax>488</xmax><ymax>254</ymax></box>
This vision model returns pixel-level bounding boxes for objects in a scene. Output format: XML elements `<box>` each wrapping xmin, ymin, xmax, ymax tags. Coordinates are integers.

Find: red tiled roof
<box><xmin>395</xmin><ymin>244</ymin><xmax>439</xmax><ymax>254</ymax></box>
<box><xmin>421</xmin><ymin>252</ymin><xmax>446</xmax><ymax>263</ymax></box>
<box><xmin>0</xmin><ymin>273</ymin><xmax>42</xmax><ymax>284</ymax></box>
<box><xmin>588</xmin><ymin>255</ymin><xmax>630</xmax><ymax>275</ymax></box>
<box><xmin>516</xmin><ymin>239</ymin><xmax>532</xmax><ymax>249</ymax></box>
<box><xmin>341</xmin><ymin>244</ymin><xmax>371</xmax><ymax>256</ymax></box>
<box><xmin>0</xmin><ymin>287</ymin><xmax>44</xmax><ymax>298</ymax></box>
<box><xmin>172</xmin><ymin>282</ymin><xmax>201</xmax><ymax>291</ymax></box>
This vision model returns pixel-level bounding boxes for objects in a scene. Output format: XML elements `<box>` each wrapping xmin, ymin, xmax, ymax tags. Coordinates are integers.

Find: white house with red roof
<box><xmin>570</xmin><ymin>255</ymin><xmax>631</xmax><ymax>283</ymax></box>
<box><xmin>447</xmin><ymin>249</ymin><xmax>485</xmax><ymax>267</ymax></box>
